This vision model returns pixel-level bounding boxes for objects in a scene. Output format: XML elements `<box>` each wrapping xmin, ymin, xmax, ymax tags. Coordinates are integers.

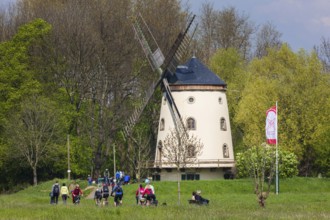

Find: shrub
<box><xmin>235</xmin><ymin>146</ymin><xmax>298</xmax><ymax>178</ymax></box>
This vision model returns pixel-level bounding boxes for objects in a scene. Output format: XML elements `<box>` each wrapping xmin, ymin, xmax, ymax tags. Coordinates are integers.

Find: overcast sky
<box><xmin>1</xmin><ymin>0</ymin><xmax>330</xmax><ymax>52</ymax></box>
<box><xmin>187</xmin><ymin>0</ymin><xmax>330</xmax><ymax>52</ymax></box>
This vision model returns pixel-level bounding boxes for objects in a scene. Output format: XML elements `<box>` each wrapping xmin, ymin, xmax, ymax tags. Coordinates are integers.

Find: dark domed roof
<box><xmin>167</xmin><ymin>56</ymin><xmax>226</xmax><ymax>86</ymax></box>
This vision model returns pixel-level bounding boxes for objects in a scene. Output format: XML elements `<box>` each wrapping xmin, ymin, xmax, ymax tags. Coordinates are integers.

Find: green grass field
<box><xmin>0</xmin><ymin>178</ymin><xmax>329</xmax><ymax>220</ymax></box>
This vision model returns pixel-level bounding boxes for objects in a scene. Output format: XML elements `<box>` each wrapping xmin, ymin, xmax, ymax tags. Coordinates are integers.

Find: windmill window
<box><xmin>188</xmin><ymin>96</ymin><xmax>195</xmax><ymax>104</ymax></box>
<box><xmin>160</xmin><ymin>118</ymin><xmax>165</xmax><ymax>131</ymax></box>
<box><xmin>218</xmin><ymin>97</ymin><xmax>222</xmax><ymax>104</ymax></box>
<box><xmin>187</xmin><ymin>145</ymin><xmax>195</xmax><ymax>158</ymax></box>
<box><xmin>223</xmin><ymin>144</ymin><xmax>229</xmax><ymax>158</ymax></box>
<box><xmin>220</xmin><ymin>117</ymin><xmax>227</xmax><ymax>131</ymax></box>
<box><xmin>163</xmin><ymin>97</ymin><xmax>166</xmax><ymax>105</ymax></box>
<box><xmin>187</xmin><ymin>117</ymin><xmax>196</xmax><ymax>130</ymax></box>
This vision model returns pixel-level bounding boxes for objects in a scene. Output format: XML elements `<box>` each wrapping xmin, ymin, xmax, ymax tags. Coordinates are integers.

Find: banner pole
<box><xmin>275</xmin><ymin>101</ymin><xmax>279</xmax><ymax>195</ymax></box>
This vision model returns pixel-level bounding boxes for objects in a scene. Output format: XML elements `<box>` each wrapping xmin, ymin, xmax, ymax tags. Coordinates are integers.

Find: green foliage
<box><xmin>5</xmin><ymin>95</ymin><xmax>66</xmax><ymax>185</ymax></box>
<box><xmin>236</xmin><ymin>145</ymin><xmax>299</xmax><ymax>178</ymax></box>
<box><xmin>234</xmin><ymin>44</ymin><xmax>330</xmax><ymax>175</ymax></box>
<box><xmin>279</xmin><ymin>149</ymin><xmax>299</xmax><ymax>178</ymax></box>
<box><xmin>69</xmin><ymin>136</ymin><xmax>94</xmax><ymax>178</ymax></box>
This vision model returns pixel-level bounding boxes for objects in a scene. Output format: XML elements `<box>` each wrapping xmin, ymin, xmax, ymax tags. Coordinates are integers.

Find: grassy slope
<box><xmin>0</xmin><ymin>178</ymin><xmax>329</xmax><ymax>220</ymax></box>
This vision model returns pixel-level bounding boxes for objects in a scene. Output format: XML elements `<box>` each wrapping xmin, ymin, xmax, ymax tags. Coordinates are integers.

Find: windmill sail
<box><xmin>124</xmin><ymin>13</ymin><xmax>196</xmax><ymax>138</ymax></box>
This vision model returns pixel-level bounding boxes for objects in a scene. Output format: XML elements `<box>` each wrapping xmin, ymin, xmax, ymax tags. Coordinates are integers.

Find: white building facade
<box><xmin>153</xmin><ymin>57</ymin><xmax>235</xmax><ymax>181</ymax></box>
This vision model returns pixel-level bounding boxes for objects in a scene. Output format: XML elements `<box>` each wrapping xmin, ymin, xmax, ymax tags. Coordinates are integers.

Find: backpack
<box><xmin>95</xmin><ymin>190</ymin><xmax>102</xmax><ymax>198</ymax></box>
<box><xmin>115</xmin><ymin>186</ymin><xmax>123</xmax><ymax>195</ymax></box>
<box><xmin>103</xmin><ymin>185</ymin><xmax>109</xmax><ymax>194</ymax></box>
<box><xmin>53</xmin><ymin>184</ymin><xmax>59</xmax><ymax>195</ymax></box>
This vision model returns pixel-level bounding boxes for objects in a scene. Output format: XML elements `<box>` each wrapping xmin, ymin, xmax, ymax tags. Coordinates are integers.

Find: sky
<box><xmin>187</xmin><ymin>0</ymin><xmax>330</xmax><ymax>52</ymax></box>
<box><xmin>1</xmin><ymin>0</ymin><xmax>330</xmax><ymax>52</ymax></box>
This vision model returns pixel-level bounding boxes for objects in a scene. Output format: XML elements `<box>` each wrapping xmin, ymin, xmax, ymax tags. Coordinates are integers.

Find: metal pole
<box><xmin>113</xmin><ymin>144</ymin><xmax>116</xmax><ymax>177</ymax></box>
<box><xmin>67</xmin><ymin>134</ymin><xmax>71</xmax><ymax>181</ymax></box>
<box><xmin>275</xmin><ymin>101</ymin><xmax>279</xmax><ymax>195</ymax></box>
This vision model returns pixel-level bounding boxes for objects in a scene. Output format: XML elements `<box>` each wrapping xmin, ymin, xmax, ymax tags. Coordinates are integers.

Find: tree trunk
<box><xmin>33</xmin><ymin>166</ymin><xmax>38</xmax><ymax>186</ymax></box>
<box><xmin>94</xmin><ymin>142</ymin><xmax>103</xmax><ymax>177</ymax></box>
<box><xmin>177</xmin><ymin>169</ymin><xmax>181</xmax><ymax>205</ymax></box>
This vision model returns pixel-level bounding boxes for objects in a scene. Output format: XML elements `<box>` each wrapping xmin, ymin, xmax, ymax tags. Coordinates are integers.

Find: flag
<box><xmin>266</xmin><ymin>106</ymin><xmax>277</xmax><ymax>144</ymax></box>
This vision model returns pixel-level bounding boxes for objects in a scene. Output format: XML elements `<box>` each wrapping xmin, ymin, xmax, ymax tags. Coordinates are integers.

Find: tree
<box><xmin>12</xmin><ymin>0</ymin><xmax>189</xmax><ymax>178</ymax></box>
<box><xmin>254</xmin><ymin>21</ymin><xmax>282</xmax><ymax>58</ymax></box>
<box><xmin>196</xmin><ymin>4</ymin><xmax>255</xmax><ymax>62</ymax></box>
<box><xmin>235</xmin><ymin>45</ymin><xmax>330</xmax><ymax>176</ymax></box>
<box><xmin>236</xmin><ymin>144</ymin><xmax>276</xmax><ymax>208</ymax></box>
<box><xmin>126</xmin><ymin>130</ymin><xmax>152</xmax><ymax>181</ymax></box>
<box><xmin>6</xmin><ymin>96</ymin><xmax>63</xmax><ymax>185</ymax></box>
<box><xmin>162</xmin><ymin>126</ymin><xmax>204</xmax><ymax>205</ymax></box>
<box><xmin>0</xmin><ymin>18</ymin><xmax>53</xmax><ymax>187</ymax></box>
<box><xmin>314</xmin><ymin>37</ymin><xmax>330</xmax><ymax>72</ymax></box>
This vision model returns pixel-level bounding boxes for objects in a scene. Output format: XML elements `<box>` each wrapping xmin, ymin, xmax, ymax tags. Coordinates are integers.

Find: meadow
<box><xmin>0</xmin><ymin>177</ymin><xmax>329</xmax><ymax>220</ymax></box>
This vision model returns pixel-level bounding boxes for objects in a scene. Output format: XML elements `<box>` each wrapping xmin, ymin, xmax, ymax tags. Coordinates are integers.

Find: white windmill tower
<box><xmin>126</xmin><ymin>14</ymin><xmax>234</xmax><ymax>181</ymax></box>
<box><xmin>154</xmin><ymin>57</ymin><xmax>235</xmax><ymax>181</ymax></box>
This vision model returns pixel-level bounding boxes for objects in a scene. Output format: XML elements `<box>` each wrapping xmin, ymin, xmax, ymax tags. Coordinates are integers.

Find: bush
<box><xmin>235</xmin><ymin>146</ymin><xmax>298</xmax><ymax>178</ymax></box>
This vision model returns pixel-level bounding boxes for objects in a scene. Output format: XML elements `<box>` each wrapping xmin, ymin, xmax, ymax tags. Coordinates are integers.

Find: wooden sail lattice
<box><xmin>123</xmin><ymin>13</ymin><xmax>197</xmax><ymax>139</ymax></box>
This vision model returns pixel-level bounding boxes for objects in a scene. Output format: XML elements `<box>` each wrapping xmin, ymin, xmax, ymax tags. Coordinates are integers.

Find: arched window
<box><xmin>220</xmin><ymin>117</ymin><xmax>227</xmax><ymax>131</ymax></box>
<box><xmin>218</xmin><ymin>97</ymin><xmax>222</xmax><ymax>104</ymax></box>
<box><xmin>160</xmin><ymin>118</ymin><xmax>165</xmax><ymax>131</ymax></box>
<box><xmin>187</xmin><ymin>145</ymin><xmax>195</xmax><ymax>158</ymax></box>
<box><xmin>187</xmin><ymin>117</ymin><xmax>196</xmax><ymax>130</ymax></box>
<box><xmin>223</xmin><ymin>144</ymin><xmax>229</xmax><ymax>158</ymax></box>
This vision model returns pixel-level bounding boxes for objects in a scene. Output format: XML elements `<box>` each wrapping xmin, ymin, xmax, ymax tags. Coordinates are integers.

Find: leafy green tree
<box><xmin>6</xmin><ymin>95</ymin><xmax>64</xmax><ymax>185</ymax></box>
<box><xmin>235</xmin><ymin>44</ymin><xmax>330</xmax><ymax>176</ymax></box>
<box><xmin>0</xmin><ymin>18</ymin><xmax>53</xmax><ymax>187</ymax></box>
<box><xmin>0</xmin><ymin>18</ymin><xmax>51</xmax><ymax>132</ymax></box>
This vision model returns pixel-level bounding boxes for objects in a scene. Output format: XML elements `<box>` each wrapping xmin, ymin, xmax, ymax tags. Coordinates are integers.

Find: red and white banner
<box><xmin>266</xmin><ymin>106</ymin><xmax>277</xmax><ymax>145</ymax></box>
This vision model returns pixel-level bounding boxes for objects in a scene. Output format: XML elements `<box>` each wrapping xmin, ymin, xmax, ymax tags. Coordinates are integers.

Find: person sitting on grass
<box><xmin>194</xmin><ymin>190</ymin><xmax>209</xmax><ymax>205</ymax></box>
<box><xmin>143</xmin><ymin>179</ymin><xmax>156</xmax><ymax>206</ymax></box>
<box><xmin>191</xmin><ymin>191</ymin><xmax>196</xmax><ymax>201</ymax></box>
<box><xmin>136</xmin><ymin>184</ymin><xmax>145</xmax><ymax>205</ymax></box>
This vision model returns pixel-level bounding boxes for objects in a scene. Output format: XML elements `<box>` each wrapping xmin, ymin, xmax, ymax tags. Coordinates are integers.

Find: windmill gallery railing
<box><xmin>141</xmin><ymin>159</ymin><xmax>235</xmax><ymax>169</ymax></box>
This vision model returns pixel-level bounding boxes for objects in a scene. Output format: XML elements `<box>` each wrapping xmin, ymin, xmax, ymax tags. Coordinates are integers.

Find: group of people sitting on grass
<box><xmin>191</xmin><ymin>190</ymin><xmax>209</xmax><ymax>205</ymax></box>
<box><xmin>135</xmin><ymin>179</ymin><xmax>157</xmax><ymax>206</ymax></box>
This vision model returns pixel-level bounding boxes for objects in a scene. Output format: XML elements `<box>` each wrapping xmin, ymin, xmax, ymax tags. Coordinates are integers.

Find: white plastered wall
<box><xmin>155</xmin><ymin>89</ymin><xmax>234</xmax><ymax>169</ymax></box>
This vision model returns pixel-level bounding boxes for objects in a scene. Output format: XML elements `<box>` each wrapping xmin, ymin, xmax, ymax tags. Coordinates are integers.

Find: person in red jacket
<box><xmin>142</xmin><ymin>180</ymin><xmax>156</xmax><ymax>206</ymax></box>
<box><xmin>135</xmin><ymin>184</ymin><xmax>144</xmax><ymax>205</ymax></box>
<box><xmin>72</xmin><ymin>184</ymin><xmax>83</xmax><ymax>204</ymax></box>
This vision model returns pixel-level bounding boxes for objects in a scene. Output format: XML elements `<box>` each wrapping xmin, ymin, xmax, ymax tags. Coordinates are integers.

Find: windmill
<box><xmin>123</xmin><ymin>13</ymin><xmax>197</xmax><ymax>139</ymax></box>
<box><xmin>126</xmin><ymin>13</ymin><xmax>235</xmax><ymax>181</ymax></box>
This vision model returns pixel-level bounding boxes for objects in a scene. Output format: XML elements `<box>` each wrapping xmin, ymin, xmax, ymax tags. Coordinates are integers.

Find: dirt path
<box><xmin>84</xmin><ymin>186</ymin><xmax>96</xmax><ymax>199</ymax></box>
